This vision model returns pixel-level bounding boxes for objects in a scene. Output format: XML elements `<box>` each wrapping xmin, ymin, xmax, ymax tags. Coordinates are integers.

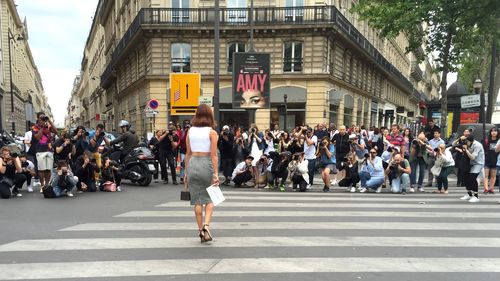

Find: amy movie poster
<box><xmin>232</xmin><ymin>53</ymin><xmax>270</xmax><ymax>109</ymax></box>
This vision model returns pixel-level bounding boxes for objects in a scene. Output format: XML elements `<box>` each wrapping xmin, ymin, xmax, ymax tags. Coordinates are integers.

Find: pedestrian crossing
<box><xmin>1</xmin><ymin>188</ymin><xmax>500</xmax><ymax>280</ymax></box>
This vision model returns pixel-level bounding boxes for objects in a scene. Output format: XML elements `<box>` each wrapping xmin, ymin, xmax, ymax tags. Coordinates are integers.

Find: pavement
<box><xmin>1</xmin><ymin>176</ymin><xmax>500</xmax><ymax>281</ymax></box>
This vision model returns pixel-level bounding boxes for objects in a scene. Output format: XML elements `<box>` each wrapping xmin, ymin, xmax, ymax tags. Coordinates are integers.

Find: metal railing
<box><xmin>283</xmin><ymin>57</ymin><xmax>303</xmax><ymax>73</ymax></box>
<box><xmin>102</xmin><ymin>6</ymin><xmax>417</xmax><ymax>95</ymax></box>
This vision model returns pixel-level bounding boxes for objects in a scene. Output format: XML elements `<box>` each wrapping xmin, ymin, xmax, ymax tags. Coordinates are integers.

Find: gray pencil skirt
<box><xmin>187</xmin><ymin>156</ymin><xmax>213</xmax><ymax>205</ymax></box>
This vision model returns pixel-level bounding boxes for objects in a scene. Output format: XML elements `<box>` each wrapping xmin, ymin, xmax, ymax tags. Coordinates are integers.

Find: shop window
<box><xmin>283</xmin><ymin>41</ymin><xmax>303</xmax><ymax>73</ymax></box>
<box><xmin>344</xmin><ymin>108</ymin><xmax>353</xmax><ymax>127</ymax></box>
<box><xmin>171</xmin><ymin>43</ymin><xmax>191</xmax><ymax>73</ymax></box>
<box><xmin>227</xmin><ymin>42</ymin><xmax>245</xmax><ymax>72</ymax></box>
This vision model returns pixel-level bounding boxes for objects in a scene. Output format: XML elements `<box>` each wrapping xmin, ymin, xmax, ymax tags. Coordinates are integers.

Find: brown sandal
<box><xmin>202</xmin><ymin>224</ymin><xmax>213</xmax><ymax>242</ymax></box>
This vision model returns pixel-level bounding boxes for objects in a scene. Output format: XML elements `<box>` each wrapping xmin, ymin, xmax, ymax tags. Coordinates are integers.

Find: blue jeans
<box><xmin>359</xmin><ymin>171</ymin><xmax>384</xmax><ymax>190</ymax></box>
<box><xmin>53</xmin><ymin>185</ymin><xmax>76</xmax><ymax>197</ymax></box>
<box><xmin>410</xmin><ymin>158</ymin><xmax>426</xmax><ymax>187</ymax></box>
<box><xmin>307</xmin><ymin>158</ymin><xmax>316</xmax><ymax>185</ymax></box>
<box><xmin>391</xmin><ymin>173</ymin><xmax>410</xmax><ymax>193</ymax></box>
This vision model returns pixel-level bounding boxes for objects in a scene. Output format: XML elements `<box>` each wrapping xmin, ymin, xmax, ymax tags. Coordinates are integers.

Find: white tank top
<box><xmin>189</xmin><ymin>127</ymin><xmax>212</xmax><ymax>152</ymax></box>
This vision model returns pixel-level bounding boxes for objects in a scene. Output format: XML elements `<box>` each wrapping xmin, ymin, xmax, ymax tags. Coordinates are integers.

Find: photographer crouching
<box><xmin>358</xmin><ymin>148</ymin><xmax>385</xmax><ymax>193</ymax></box>
<box><xmin>45</xmin><ymin>161</ymin><xmax>77</xmax><ymax>198</ymax></box>
<box><xmin>386</xmin><ymin>153</ymin><xmax>411</xmax><ymax>194</ymax></box>
<box><xmin>100</xmin><ymin>157</ymin><xmax>122</xmax><ymax>192</ymax></box>
<box><xmin>338</xmin><ymin>152</ymin><xmax>360</xmax><ymax>192</ymax></box>
<box><xmin>0</xmin><ymin>147</ymin><xmax>26</xmax><ymax>198</ymax></box>
<box><xmin>316</xmin><ymin>137</ymin><xmax>337</xmax><ymax>192</ymax></box>
<box><xmin>232</xmin><ymin>156</ymin><xmax>255</xmax><ymax>187</ymax></box>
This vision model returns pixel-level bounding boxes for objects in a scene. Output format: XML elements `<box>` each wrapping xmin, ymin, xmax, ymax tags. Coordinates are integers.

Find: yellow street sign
<box><xmin>169</xmin><ymin>73</ymin><xmax>201</xmax><ymax>115</ymax></box>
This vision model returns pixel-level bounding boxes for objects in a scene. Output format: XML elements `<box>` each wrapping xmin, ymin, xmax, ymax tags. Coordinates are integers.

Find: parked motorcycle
<box><xmin>105</xmin><ymin>144</ymin><xmax>157</xmax><ymax>186</ymax></box>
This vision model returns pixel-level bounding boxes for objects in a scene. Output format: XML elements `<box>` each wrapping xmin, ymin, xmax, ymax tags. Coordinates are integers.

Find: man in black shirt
<box><xmin>331</xmin><ymin>125</ymin><xmax>351</xmax><ymax>181</ymax></box>
<box><xmin>218</xmin><ymin>125</ymin><xmax>235</xmax><ymax>185</ymax></box>
<box><xmin>55</xmin><ymin>134</ymin><xmax>74</xmax><ymax>163</ymax></box>
<box><xmin>158</xmin><ymin>123</ymin><xmax>179</xmax><ymax>185</ymax></box>
<box><xmin>424</xmin><ymin>119</ymin><xmax>441</xmax><ymax>140</ymax></box>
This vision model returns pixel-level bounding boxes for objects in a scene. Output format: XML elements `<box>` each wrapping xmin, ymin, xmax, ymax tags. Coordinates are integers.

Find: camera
<box><xmin>62</xmin><ymin>170</ymin><xmax>68</xmax><ymax>176</ymax></box>
<box><xmin>412</xmin><ymin>139</ymin><xmax>420</xmax><ymax>146</ymax></box>
<box><xmin>84</xmin><ymin>131</ymin><xmax>89</xmax><ymax>137</ymax></box>
<box><xmin>41</xmin><ymin>116</ymin><xmax>49</xmax><ymax>122</ymax></box>
<box><xmin>364</xmin><ymin>153</ymin><xmax>370</xmax><ymax>159</ymax></box>
<box><xmin>222</xmin><ymin>131</ymin><xmax>228</xmax><ymax>136</ymax></box>
<box><xmin>267</xmin><ymin>132</ymin><xmax>274</xmax><ymax>138</ymax></box>
<box><xmin>258</xmin><ymin>157</ymin><xmax>266</xmax><ymax>164</ymax></box>
<box><xmin>10</xmin><ymin>152</ymin><xmax>19</xmax><ymax>158</ymax></box>
<box><xmin>250</xmin><ymin>128</ymin><xmax>256</xmax><ymax>134</ymax></box>
<box><xmin>109</xmin><ymin>160</ymin><xmax>120</xmax><ymax>167</ymax></box>
<box><xmin>434</xmin><ymin>147</ymin><xmax>440</xmax><ymax>152</ymax></box>
<box><xmin>387</xmin><ymin>146</ymin><xmax>393</xmax><ymax>153</ymax></box>
<box><xmin>292</xmin><ymin>153</ymin><xmax>301</xmax><ymax>161</ymax></box>
<box><xmin>99</xmin><ymin>131</ymin><xmax>106</xmax><ymax>137</ymax></box>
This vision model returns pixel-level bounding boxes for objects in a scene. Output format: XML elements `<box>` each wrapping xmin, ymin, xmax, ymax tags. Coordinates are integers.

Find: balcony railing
<box><xmin>102</xmin><ymin>6</ymin><xmax>416</xmax><ymax>94</ymax></box>
<box><xmin>283</xmin><ymin>58</ymin><xmax>303</xmax><ymax>73</ymax></box>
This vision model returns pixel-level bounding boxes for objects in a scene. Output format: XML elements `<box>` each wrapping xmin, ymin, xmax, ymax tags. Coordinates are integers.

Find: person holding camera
<box><xmin>432</xmin><ymin>144</ymin><xmax>455</xmax><ymax>194</ymax></box>
<box><xmin>19</xmin><ymin>154</ymin><xmax>36</xmax><ymax>193</ymax></box>
<box><xmin>302</xmin><ymin>126</ymin><xmax>317</xmax><ymax>188</ymax></box>
<box><xmin>148</xmin><ymin>130</ymin><xmax>161</xmax><ymax>183</ymax></box>
<box><xmin>158</xmin><ymin>123</ymin><xmax>180</xmax><ymax>185</ymax></box>
<box><xmin>386</xmin><ymin>153</ymin><xmax>411</xmax><ymax>194</ymax></box>
<box><xmin>349</xmin><ymin>133</ymin><xmax>368</xmax><ymax>161</ymax></box>
<box><xmin>316</xmin><ymin>137</ymin><xmax>337</xmax><ymax>192</ymax></box>
<box><xmin>55</xmin><ymin>134</ymin><xmax>75</xmax><ymax>164</ymax></box>
<box><xmin>72</xmin><ymin>126</ymin><xmax>89</xmax><ymax>163</ymax></box>
<box><xmin>457</xmin><ymin>135</ymin><xmax>484</xmax><ymax>203</ymax></box>
<box><xmin>99</xmin><ymin>157</ymin><xmax>122</xmax><ymax>191</ymax></box>
<box><xmin>75</xmin><ymin>152</ymin><xmax>99</xmax><ymax>192</ymax></box>
<box><xmin>331</xmin><ymin>125</ymin><xmax>350</xmax><ymax>184</ymax></box>
<box><xmin>219</xmin><ymin>125</ymin><xmax>235</xmax><ymax>186</ymax></box>
<box><xmin>233</xmin><ymin>137</ymin><xmax>247</xmax><ymax>165</ymax></box>
<box><xmin>482</xmin><ymin>127</ymin><xmax>499</xmax><ymax>194</ymax></box>
<box><xmin>426</xmin><ymin>131</ymin><xmax>445</xmax><ymax>187</ymax></box>
<box><xmin>88</xmin><ymin>124</ymin><xmax>106</xmax><ymax>178</ymax></box>
<box><xmin>49</xmin><ymin>161</ymin><xmax>77</xmax><ymax>197</ymax></box>
<box><xmin>263</xmin><ymin>129</ymin><xmax>276</xmax><ymax>155</ymax></box>
<box><xmin>338</xmin><ymin>152</ymin><xmax>360</xmax><ymax>192</ymax></box>
<box><xmin>288</xmin><ymin>152</ymin><xmax>309</xmax><ymax>192</ymax></box>
<box><xmin>0</xmin><ymin>148</ymin><xmax>25</xmax><ymax>198</ymax></box>
<box><xmin>358</xmin><ymin>148</ymin><xmax>385</xmax><ymax>193</ymax></box>
<box><xmin>385</xmin><ymin>124</ymin><xmax>405</xmax><ymax>156</ymax></box>
<box><xmin>232</xmin><ymin>155</ymin><xmax>255</xmax><ymax>187</ymax></box>
<box><xmin>256</xmin><ymin>154</ymin><xmax>273</xmax><ymax>188</ymax></box>
<box><xmin>278</xmin><ymin>132</ymin><xmax>291</xmax><ymax>153</ymax></box>
<box><xmin>32</xmin><ymin>112</ymin><xmax>58</xmax><ymax>191</ymax></box>
<box><xmin>409</xmin><ymin>132</ymin><xmax>430</xmax><ymax>193</ymax></box>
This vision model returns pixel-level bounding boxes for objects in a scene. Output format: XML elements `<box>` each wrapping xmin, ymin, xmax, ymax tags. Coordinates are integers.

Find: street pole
<box><xmin>213</xmin><ymin>0</ymin><xmax>220</xmax><ymax>130</ymax></box>
<box><xmin>487</xmin><ymin>41</ymin><xmax>497</xmax><ymax>122</ymax></box>
<box><xmin>474</xmin><ymin>79</ymin><xmax>485</xmax><ymax>142</ymax></box>
<box><xmin>8</xmin><ymin>34</ymin><xmax>15</xmax><ymax>135</ymax></box>
<box><xmin>284</xmin><ymin>94</ymin><xmax>288</xmax><ymax>132</ymax></box>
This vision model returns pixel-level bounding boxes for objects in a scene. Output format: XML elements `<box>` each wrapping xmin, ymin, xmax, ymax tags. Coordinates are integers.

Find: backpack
<box><xmin>43</xmin><ymin>185</ymin><xmax>56</xmax><ymax>198</ymax></box>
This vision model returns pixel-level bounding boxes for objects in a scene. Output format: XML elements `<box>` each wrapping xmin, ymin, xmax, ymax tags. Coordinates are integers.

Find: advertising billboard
<box><xmin>232</xmin><ymin>52</ymin><xmax>270</xmax><ymax>109</ymax></box>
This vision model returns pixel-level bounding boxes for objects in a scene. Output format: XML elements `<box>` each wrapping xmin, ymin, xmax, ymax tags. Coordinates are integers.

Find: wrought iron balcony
<box><xmin>410</xmin><ymin>62</ymin><xmax>424</xmax><ymax>82</ymax></box>
<box><xmin>101</xmin><ymin>6</ymin><xmax>416</xmax><ymax>94</ymax></box>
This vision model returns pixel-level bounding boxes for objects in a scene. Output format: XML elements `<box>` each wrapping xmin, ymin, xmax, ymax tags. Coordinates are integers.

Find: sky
<box><xmin>16</xmin><ymin>0</ymin><xmax>99</xmax><ymax>127</ymax></box>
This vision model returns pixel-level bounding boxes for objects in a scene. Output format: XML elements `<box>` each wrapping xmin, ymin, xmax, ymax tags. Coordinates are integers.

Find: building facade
<box><xmin>0</xmin><ymin>0</ymin><xmax>52</xmax><ymax>135</ymax></box>
<box><xmin>72</xmin><ymin>0</ymin><xmax>440</xmax><ymax>138</ymax></box>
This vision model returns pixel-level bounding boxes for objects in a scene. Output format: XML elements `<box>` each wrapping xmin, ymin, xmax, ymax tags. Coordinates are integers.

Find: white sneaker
<box><xmin>331</xmin><ymin>179</ymin><xmax>338</xmax><ymax>186</ymax></box>
<box><xmin>468</xmin><ymin>197</ymin><xmax>480</xmax><ymax>203</ymax></box>
<box><xmin>15</xmin><ymin>193</ymin><xmax>22</xmax><ymax>197</ymax></box>
<box><xmin>409</xmin><ymin>187</ymin><xmax>415</xmax><ymax>193</ymax></box>
<box><xmin>460</xmin><ymin>195</ymin><xmax>472</xmax><ymax>200</ymax></box>
<box><xmin>359</xmin><ymin>188</ymin><xmax>367</xmax><ymax>193</ymax></box>
<box><xmin>350</xmin><ymin>187</ymin><xmax>356</xmax><ymax>193</ymax></box>
<box><xmin>117</xmin><ymin>186</ymin><xmax>122</xmax><ymax>192</ymax></box>
<box><xmin>67</xmin><ymin>192</ymin><xmax>74</xmax><ymax>197</ymax></box>
<box><xmin>376</xmin><ymin>186</ymin><xmax>382</xmax><ymax>193</ymax></box>
<box><xmin>306</xmin><ymin>184</ymin><xmax>312</xmax><ymax>190</ymax></box>
<box><xmin>33</xmin><ymin>180</ymin><xmax>41</xmax><ymax>187</ymax></box>
<box><xmin>27</xmin><ymin>185</ymin><xmax>33</xmax><ymax>193</ymax></box>
<box><xmin>418</xmin><ymin>187</ymin><xmax>425</xmax><ymax>192</ymax></box>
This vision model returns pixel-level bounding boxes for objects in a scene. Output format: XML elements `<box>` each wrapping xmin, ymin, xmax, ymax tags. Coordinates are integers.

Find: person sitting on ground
<box><xmin>386</xmin><ymin>153</ymin><xmax>411</xmax><ymax>194</ymax></box>
<box><xmin>359</xmin><ymin>148</ymin><xmax>385</xmax><ymax>193</ymax></box>
<box><xmin>49</xmin><ymin>160</ymin><xmax>77</xmax><ymax>198</ymax></box>
<box><xmin>232</xmin><ymin>155</ymin><xmax>254</xmax><ymax>187</ymax></box>
<box><xmin>0</xmin><ymin>148</ymin><xmax>25</xmax><ymax>198</ymax></box>
<box><xmin>338</xmin><ymin>152</ymin><xmax>360</xmax><ymax>192</ymax></box>
<box><xmin>100</xmin><ymin>157</ymin><xmax>122</xmax><ymax>192</ymax></box>
<box><xmin>288</xmin><ymin>152</ymin><xmax>309</xmax><ymax>192</ymax></box>
<box><xmin>75</xmin><ymin>152</ymin><xmax>99</xmax><ymax>192</ymax></box>
<box><xmin>19</xmin><ymin>155</ymin><xmax>36</xmax><ymax>193</ymax></box>
<box><xmin>268</xmin><ymin>151</ymin><xmax>291</xmax><ymax>192</ymax></box>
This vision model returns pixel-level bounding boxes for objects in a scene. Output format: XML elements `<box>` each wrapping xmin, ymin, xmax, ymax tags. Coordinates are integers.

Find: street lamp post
<box><xmin>283</xmin><ymin>94</ymin><xmax>288</xmax><ymax>132</ymax></box>
<box><xmin>8</xmin><ymin>32</ymin><xmax>24</xmax><ymax>135</ymax></box>
<box><xmin>474</xmin><ymin>78</ymin><xmax>484</xmax><ymax>142</ymax></box>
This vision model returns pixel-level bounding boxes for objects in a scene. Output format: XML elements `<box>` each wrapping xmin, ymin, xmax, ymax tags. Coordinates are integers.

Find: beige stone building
<box><xmin>0</xmin><ymin>0</ymin><xmax>51</xmax><ymax>135</ymax></box>
<box><xmin>72</xmin><ymin>0</ymin><xmax>439</xmax><ymax>137</ymax></box>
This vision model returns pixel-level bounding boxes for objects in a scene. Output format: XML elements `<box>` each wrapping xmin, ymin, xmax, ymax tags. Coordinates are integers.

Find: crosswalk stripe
<box><xmin>1</xmin><ymin>236</ymin><xmax>500</xmax><ymax>252</ymax></box>
<box><xmin>1</xmin><ymin>258</ymin><xmax>500</xmax><ymax>279</ymax></box>
<box><xmin>114</xmin><ymin>210</ymin><xmax>500</xmax><ymax>218</ymax></box>
<box><xmin>59</xmin><ymin>221</ymin><xmax>500</xmax><ymax>231</ymax></box>
<box><xmin>156</xmin><ymin>201</ymin><xmax>500</xmax><ymax>209</ymax></box>
<box><xmin>222</xmin><ymin>190</ymin><xmax>469</xmax><ymax>195</ymax></box>
<box><xmin>224</xmin><ymin>195</ymin><xmax>498</xmax><ymax>202</ymax></box>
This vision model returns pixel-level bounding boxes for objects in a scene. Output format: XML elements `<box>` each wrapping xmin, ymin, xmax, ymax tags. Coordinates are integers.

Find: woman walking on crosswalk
<box><xmin>184</xmin><ymin>104</ymin><xmax>220</xmax><ymax>242</ymax></box>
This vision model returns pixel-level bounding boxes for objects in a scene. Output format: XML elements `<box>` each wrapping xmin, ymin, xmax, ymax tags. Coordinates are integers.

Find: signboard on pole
<box><xmin>148</xmin><ymin>99</ymin><xmax>159</xmax><ymax>110</ymax></box>
<box><xmin>460</xmin><ymin>112</ymin><xmax>479</xmax><ymax>124</ymax></box>
<box><xmin>232</xmin><ymin>52</ymin><xmax>270</xmax><ymax>109</ymax></box>
<box><xmin>169</xmin><ymin>73</ymin><xmax>201</xmax><ymax>115</ymax></box>
<box><xmin>199</xmin><ymin>96</ymin><xmax>213</xmax><ymax>107</ymax></box>
<box><xmin>461</xmin><ymin>94</ymin><xmax>481</xmax><ymax>109</ymax></box>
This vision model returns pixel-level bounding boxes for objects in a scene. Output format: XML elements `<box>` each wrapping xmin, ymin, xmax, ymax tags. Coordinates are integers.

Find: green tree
<box><xmin>352</xmin><ymin>0</ymin><xmax>500</xmax><ymax>133</ymax></box>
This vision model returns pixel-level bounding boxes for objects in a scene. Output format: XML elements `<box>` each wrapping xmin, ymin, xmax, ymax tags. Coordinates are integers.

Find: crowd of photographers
<box><xmin>2</xmin><ymin>111</ymin><xmax>499</xmax><ymax>204</ymax></box>
<box><xmin>0</xmin><ymin>112</ymin><xmax>135</xmax><ymax>199</ymax></box>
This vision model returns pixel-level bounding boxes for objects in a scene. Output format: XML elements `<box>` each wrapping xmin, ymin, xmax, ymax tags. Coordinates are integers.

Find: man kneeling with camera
<box><xmin>386</xmin><ymin>153</ymin><xmax>411</xmax><ymax>194</ymax></box>
<box><xmin>232</xmin><ymin>156</ymin><xmax>255</xmax><ymax>187</ymax></box>
<box><xmin>0</xmin><ymin>148</ymin><xmax>26</xmax><ymax>198</ymax></box>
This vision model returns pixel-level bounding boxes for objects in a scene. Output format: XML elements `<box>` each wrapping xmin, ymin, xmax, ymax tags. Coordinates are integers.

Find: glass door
<box><xmin>285</xmin><ymin>0</ymin><xmax>304</xmax><ymax>22</ymax></box>
<box><xmin>172</xmin><ymin>0</ymin><xmax>189</xmax><ymax>23</ymax></box>
<box><xmin>227</xmin><ymin>0</ymin><xmax>247</xmax><ymax>23</ymax></box>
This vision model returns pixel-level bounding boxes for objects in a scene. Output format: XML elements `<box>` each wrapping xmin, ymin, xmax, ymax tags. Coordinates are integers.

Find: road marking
<box><xmin>222</xmin><ymin>190</ymin><xmax>469</xmax><ymax>196</ymax></box>
<box><xmin>59</xmin><ymin>221</ymin><xmax>500</xmax><ymax>231</ymax></box>
<box><xmin>156</xmin><ymin>201</ymin><xmax>500</xmax><ymax>209</ymax></box>
<box><xmin>115</xmin><ymin>210</ymin><xmax>500</xmax><ymax>218</ymax></box>
<box><xmin>1</xmin><ymin>258</ymin><xmax>500</xmax><ymax>279</ymax></box>
<box><xmin>223</xmin><ymin>195</ymin><xmax>497</xmax><ymax>202</ymax></box>
<box><xmin>2</xmin><ymin>236</ymin><xmax>500</xmax><ymax>252</ymax></box>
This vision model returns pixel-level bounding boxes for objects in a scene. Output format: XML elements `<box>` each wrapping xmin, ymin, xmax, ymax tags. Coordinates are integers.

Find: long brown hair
<box><xmin>191</xmin><ymin>104</ymin><xmax>215</xmax><ymax>128</ymax></box>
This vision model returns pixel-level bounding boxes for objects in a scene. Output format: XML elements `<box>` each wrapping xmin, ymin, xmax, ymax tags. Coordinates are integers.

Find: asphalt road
<box><xmin>1</xmin><ymin>176</ymin><xmax>500</xmax><ymax>281</ymax></box>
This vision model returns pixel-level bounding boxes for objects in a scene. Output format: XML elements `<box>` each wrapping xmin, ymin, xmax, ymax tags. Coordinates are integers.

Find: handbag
<box><xmin>102</xmin><ymin>181</ymin><xmax>117</xmax><ymax>192</ymax></box>
<box><xmin>180</xmin><ymin>180</ymin><xmax>191</xmax><ymax>201</ymax></box>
